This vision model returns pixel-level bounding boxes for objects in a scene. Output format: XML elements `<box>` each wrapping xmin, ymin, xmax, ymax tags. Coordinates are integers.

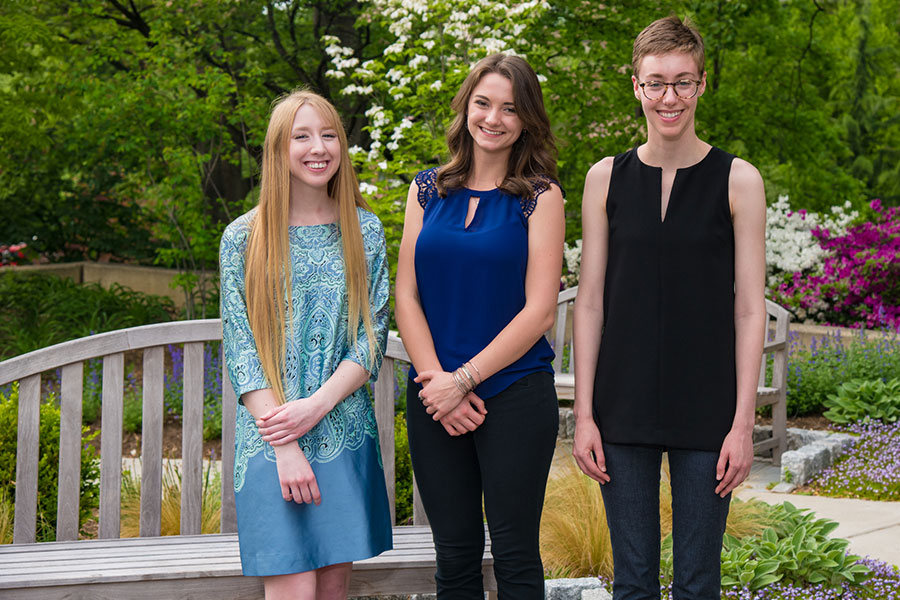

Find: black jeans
<box><xmin>599</xmin><ymin>443</ymin><xmax>732</xmax><ymax>600</ymax></box>
<box><xmin>406</xmin><ymin>371</ymin><xmax>559</xmax><ymax>599</ymax></box>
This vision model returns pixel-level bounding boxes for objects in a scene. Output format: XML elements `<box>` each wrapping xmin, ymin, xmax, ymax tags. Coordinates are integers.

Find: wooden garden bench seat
<box><xmin>548</xmin><ymin>289</ymin><xmax>790</xmax><ymax>465</ymax></box>
<box><xmin>0</xmin><ymin>321</ymin><xmax>497</xmax><ymax>598</ymax></box>
<box><xmin>0</xmin><ymin>527</ymin><xmax>495</xmax><ymax>599</ymax></box>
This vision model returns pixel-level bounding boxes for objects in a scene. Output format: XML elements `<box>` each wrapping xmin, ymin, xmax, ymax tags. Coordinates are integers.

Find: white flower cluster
<box><xmin>359</xmin><ymin>181</ymin><xmax>379</xmax><ymax>196</ymax></box>
<box><xmin>563</xmin><ymin>239</ymin><xmax>582</xmax><ymax>287</ymax></box>
<box><xmin>765</xmin><ymin>195</ymin><xmax>857</xmax><ymax>286</ymax></box>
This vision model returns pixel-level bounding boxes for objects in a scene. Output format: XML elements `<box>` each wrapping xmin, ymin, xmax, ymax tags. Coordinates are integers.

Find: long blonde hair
<box><xmin>244</xmin><ymin>89</ymin><xmax>377</xmax><ymax>405</ymax></box>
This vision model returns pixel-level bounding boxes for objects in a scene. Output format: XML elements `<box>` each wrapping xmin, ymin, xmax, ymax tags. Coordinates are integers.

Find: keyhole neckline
<box><xmin>633</xmin><ymin>145</ymin><xmax>715</xmax><ymax>174</ymax></box>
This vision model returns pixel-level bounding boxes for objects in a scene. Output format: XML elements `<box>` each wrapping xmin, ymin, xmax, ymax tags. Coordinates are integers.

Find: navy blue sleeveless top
<box><xmin>411</xmin><ymin>167</ymin><xmax>557</xmax><ymax>399</ymax></box>
<box><xmin>593</xmin><ymin>146</ymin><xmax>737</xmax><ymax>451</ymax></box>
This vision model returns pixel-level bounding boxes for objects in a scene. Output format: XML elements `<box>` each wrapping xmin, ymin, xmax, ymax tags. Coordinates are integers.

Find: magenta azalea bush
<box><xmin>773</xmin><ymin>200</ymin><xmax>900</xmax><ymax>330</ymax></box>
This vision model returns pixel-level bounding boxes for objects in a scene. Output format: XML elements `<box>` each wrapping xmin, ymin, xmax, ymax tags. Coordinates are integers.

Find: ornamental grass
<box><xmin>539</xmin><ymin>457</ymin><xmax>772</xmax><ymax>579</ymax></box>
<box><xmin>119</xmin><ymin>460</ymin><xmax>221</xmax><ymax>537</ymax></box>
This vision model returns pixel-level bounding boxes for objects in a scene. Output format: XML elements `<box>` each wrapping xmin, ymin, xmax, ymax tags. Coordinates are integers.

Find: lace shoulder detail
<box><xmin>521</xmin><ymin>176</ymin><xmax>565</xmax><ymax>218</ymax></box>
<box><xmin>414</xmin><ymin>167</ymin><xmax>439</xmax><ymax>208</ymax></box>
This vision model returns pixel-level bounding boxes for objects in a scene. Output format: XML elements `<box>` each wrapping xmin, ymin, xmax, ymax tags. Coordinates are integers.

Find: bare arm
<box><xmin>572</xmin><ymin>158</ymin><xmax>613</xmax><ymax>484</ymax></box>
<box><xmin>242</xmin><ymin>389</ymin><xmax>321</xmax><ymax>505</ymax></box>
<box><xmin>715</xmin><ymin>157</ymin><xmax>767</xmax><ymax>497</ymax></box>
<box><xmin>464</xmin><ymin>184</ymin><xmax>566</xmax><ymax>379</ymax></box>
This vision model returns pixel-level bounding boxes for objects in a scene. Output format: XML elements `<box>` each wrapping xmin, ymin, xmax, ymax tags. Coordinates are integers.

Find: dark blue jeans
<box><xmin>599</xmin><ymin>443</ymin><xmax>731</xmax><ymax>600</ymax></box>
<box><xmin>407</xmin><ymin>372</ymin><xmax>559</xmax><ymax>599</ymax></box>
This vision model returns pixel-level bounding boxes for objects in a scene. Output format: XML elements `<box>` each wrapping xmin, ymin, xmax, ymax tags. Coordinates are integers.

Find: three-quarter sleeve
<box><xmin>220</xmin><ymin>220</ymin><xmax>270</xmax><ymax>400</ymax></box>
<box><xmin>342</xmin><ymin>213</ymin><xmax>390</xmax><ymax>381</ymax></box>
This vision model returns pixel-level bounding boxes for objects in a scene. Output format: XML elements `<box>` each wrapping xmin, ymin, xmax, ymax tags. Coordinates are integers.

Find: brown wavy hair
<box><xmin>244</xmin><ymin>89</ymin><xmax>377</xmax><ymax>405</ymax></box>
<box><xmin>437</xmin><ymin>54</ymin><xmax>557</xmax><ymax>199</ymax></box>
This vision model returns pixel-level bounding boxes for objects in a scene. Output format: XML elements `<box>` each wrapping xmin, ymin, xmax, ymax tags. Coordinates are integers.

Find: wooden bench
<box><xmin>548</xmin><ymin>288</ymin><xmax>790</xmax><ymax>465</ymax></box>
<box><xmin>0</xmin><ymin>320</ymin><xmax>496</xmax><ymax>598</ymax></box>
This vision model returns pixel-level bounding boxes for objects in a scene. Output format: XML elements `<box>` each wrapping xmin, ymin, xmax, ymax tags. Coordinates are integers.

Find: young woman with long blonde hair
<box><xmin>221</xmin><ymin>89</ymin><xmax>391</xmax><ymax>600</ymax></box>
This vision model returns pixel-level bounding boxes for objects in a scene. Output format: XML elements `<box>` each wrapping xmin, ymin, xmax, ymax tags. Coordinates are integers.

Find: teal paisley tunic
<box><xmin>220</xmin><ymin>206</ymin><xmax>392</xmax><ymax>576</ymax></box>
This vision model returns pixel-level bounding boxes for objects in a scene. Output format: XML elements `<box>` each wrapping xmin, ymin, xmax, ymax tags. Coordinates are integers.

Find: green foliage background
<box><xmin>0</xmin><ymin>0</ymin><xmax>897</xmax><ymax>283</ymax></box>
<box><xmin>0</xmin><ymin>383</ymin><xmax>100</xmax><ymax>542</ymax></box>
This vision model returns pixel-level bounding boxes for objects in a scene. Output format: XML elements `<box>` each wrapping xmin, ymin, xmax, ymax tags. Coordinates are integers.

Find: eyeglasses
<box><xmin>638</xmin><ymin>80</ymin><xmax>702</xmax><ymax>100</ymax></box>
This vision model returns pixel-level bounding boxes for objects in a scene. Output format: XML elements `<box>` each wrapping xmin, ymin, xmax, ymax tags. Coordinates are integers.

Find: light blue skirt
<box><xmin>234</xmin><ymin>429</ymin><xmax>392</xmax><ymax>576</ymax></box>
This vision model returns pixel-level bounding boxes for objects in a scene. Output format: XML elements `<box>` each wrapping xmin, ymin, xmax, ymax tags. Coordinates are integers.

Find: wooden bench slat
<box><xmin>140</xmin><ymin>346</ymin><xmax>165</xmax><ymax>537</ymax></box>
<box><xmin>220</xmin><ymin>342</ymin><xmax>237</xmax><ymax>533</ymax></box>
<box><xmin>181</xmin><ymin>342</ymin><xmax>204</xmax><ymax>536</ymax></box>
<box><xmin>57</xmin><ymin>362</ymin><xmax>84</xmax><ymax>541</ymax></box>
<box><xmin>375</xmin><ymin>356</ymin><xmax>396</xmax><ymax>524</ymax></box>
<box><xmin>13</xmin><ymin>374</ymin><xmax>41</xmax><ymax>544</ymax></box>
<box><xmin>99</xmin><ymin>353</ymin><xmax>124</xmax><ymax>540</ymax></box>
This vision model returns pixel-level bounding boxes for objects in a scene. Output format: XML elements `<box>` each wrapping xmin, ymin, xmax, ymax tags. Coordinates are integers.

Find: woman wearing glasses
<box><xmin>572</xmin><ymin>16</ymin><xmax>766</xmax><ymax>600</ymax></box>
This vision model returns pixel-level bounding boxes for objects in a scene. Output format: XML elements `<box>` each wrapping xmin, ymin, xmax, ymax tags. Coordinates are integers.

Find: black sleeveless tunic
<box><xmin>593</xmin><ymin>146</ymin><xmax>737</xmax><ymax>451</ymax></box>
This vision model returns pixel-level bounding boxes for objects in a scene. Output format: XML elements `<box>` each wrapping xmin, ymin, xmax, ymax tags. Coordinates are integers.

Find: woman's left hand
<box><xmin>440</xmin><ymin>393</ymin><xmax>487</xmax><ymax>436</ymax></box>
<box><xmin>415</xmin><ymin>370</ymin><xmax>466</xmax><ymax>420</ymax></box>
<box><xmin>257</xmin><ymin>396</ymin><xmax>329</xmax><ymax>446</ymax></box>
<box><xmin>715</xmin><ymin>427</ymin><xmax>754</xmax><ymax>497</ymax></box>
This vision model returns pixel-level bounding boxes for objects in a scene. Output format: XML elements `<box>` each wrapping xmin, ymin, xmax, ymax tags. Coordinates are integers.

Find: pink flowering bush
<box><xmin>0</xmin><ymin>243</ymin><xmax>30</xmax><ymax>266</ymax></box>
<box><xmin>773</xmin><ymin>200</ymin><xmax>900</xmax><ymax>330</ymax></box>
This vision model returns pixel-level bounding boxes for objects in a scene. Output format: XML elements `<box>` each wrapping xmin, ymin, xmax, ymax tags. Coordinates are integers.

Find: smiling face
<box><xmin>288</xmin><ymin>103</ymin><xmax>341</xmax><ymax>193</ymax></box>
<box><xmin>633</xmin><ymin>51</ymin><xmax>706</xmax><ymax>142</ymax></box>
<box><xmin>466</xmin><ymin>72</ymin><xmax>525</xmax><ymax>157</ymax></box>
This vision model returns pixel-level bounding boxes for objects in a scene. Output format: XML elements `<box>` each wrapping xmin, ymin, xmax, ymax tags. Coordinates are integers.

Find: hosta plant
<box><xmin>823</xmin><ymin>378</ymin><xmax>900</xmax><ymax>424</ymax></box>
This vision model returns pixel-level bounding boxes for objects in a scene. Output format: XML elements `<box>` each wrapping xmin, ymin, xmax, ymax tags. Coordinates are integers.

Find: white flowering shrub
<box><xmin>765</xmin><ymin>195</ymin><xmax>857</xmax><ymax>287</ymax></box>
<box><xmin>563</xmin><ymin>239</ymin><xmax>582</xmax><ymax>288</ymax></box>
<box><xmin>320</xmin><ymin>0</ymin><xmax>552</xmax><ymax>254</ymax></box>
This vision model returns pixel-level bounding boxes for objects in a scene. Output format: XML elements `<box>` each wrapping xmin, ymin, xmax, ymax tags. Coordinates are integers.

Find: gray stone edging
<box><xmin>351</xmin><ymin>578</ymin><xmax>611</xmax><ymax>600</ymax></box>
<box><xmin>753</xmin><ymin>425</ymin><xmax>856</xmax><ymax>492</ymax></box>
<box><xmin>559</xmin><ymin>407</ymin><xmax>575</xmax><ymax>439</ymax></box>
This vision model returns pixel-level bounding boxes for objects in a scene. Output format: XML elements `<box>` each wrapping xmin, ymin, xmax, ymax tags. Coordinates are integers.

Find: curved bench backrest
<box><xmin>0</xmin><ymin>321</ymin><xmax>410</xmax><ymax>543</ymax></box>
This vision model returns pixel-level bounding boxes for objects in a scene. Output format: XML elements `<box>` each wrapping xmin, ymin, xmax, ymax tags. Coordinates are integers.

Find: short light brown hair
<box><xmin>632</xmin><ymin>16</ymin><xmax>705</xmax><ymax>78</ymax></box>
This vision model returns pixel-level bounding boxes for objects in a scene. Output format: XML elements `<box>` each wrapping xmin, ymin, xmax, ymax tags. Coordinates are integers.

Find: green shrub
<box><xmin>786</xmin><ymin>330</ymin><xmax>900</xmax><ymax>416</ymax></box>
<box><xmin>0</xmin><ymin>271</ymin><xmax>174</xmax><ymax>360</ymax></box>
<box><xmin>394</xmin><ymin>414</ymin><xmax>413</xmax><ymax>525</ymax></box>
<box><xmin>718</xmin><ymin>502</ymin><xmax>869</xmax><ymax>590</ymax></box>
<box><xmin>0</xmin><ymin>383</ymin><xmax>100</xmax><ymax>541</ymax></box>
<box><xmin>823</xmin><ymin>378</ymin><xmax>900</xmax><ymax>424</ymax></box>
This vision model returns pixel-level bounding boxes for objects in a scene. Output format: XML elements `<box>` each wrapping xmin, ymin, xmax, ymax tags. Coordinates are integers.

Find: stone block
<box><xmin>545</xmin><ymin>577</ymin><xmax>611</xmax><ymax>600</ymax></box>
<box><xmin>781</xmin><ymin>443</ymin><xmax>830</xmax><ymax>485</ymax></box>
<box><xmin>558</xmin><ymin>408</ymin><xmax>576</xmax><ymax>439</ymax></box>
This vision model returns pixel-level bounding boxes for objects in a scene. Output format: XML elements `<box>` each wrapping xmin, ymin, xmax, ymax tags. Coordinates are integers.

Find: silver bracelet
<box><xmin>466</xmin><ymin>360</ymin><xmax>482</xmax><ymax>383</ymax></box>
<box><xmin>460</xmin><ymin>364</ymin><xmax>477</xmax><ymax>389</ymax></box>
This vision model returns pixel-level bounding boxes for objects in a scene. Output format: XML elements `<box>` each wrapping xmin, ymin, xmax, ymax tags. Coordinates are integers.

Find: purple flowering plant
<box><xmin>773</xmin><ymin>200</ymin><xmax>900</xmax><ymax>331</ymax></box>
<box><xmin>592</xmin><ymin>556</ymin><xmax>900</xmax><ymax>600</ymax></box>
<box><xmin>784</xmin><ymin>329</ymin><xmax>900</xmax><ymax>416</ymax></box>
<box><xmin>809</xmin><ymin>420</ymin><xmax>900</xmax><ymax>502</ymax></box>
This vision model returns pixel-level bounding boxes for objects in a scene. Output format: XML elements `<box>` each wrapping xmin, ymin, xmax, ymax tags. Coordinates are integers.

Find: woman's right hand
<box><xmin>415</xmin><ymin>370</ymin><xmax>467</xmax><ymax>420</ymax></box>
<box><xmin>573</xmin><ymin>419</ymin><xmax>610</xmax><ymax>484</ymax></box>
<box><xmin>274</xmin><ymin>444</ymin><xmax>321</xmax><ymax>505</ymax></box>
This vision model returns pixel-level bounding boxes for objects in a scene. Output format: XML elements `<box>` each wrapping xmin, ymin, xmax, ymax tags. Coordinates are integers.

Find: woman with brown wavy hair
<box><xmin>396</xmin><ymin>54</ymin><xmax>565</xmax><ymax>598</ymax></box>
<box><xmin>221</xmin><ymin>89</ymin><xmax>392</xmax><ymax>599</ymax></box>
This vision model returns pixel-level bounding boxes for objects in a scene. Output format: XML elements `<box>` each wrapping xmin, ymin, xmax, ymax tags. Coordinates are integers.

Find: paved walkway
<box><xmin>551</xmin><ymin>444</ymin><xmax>900</xmax><ymax>567</ymax></box>
<box><xmin>736</xmin><ymin>458</ymin><xmax>900</xmax><ymax>567</ymax></box>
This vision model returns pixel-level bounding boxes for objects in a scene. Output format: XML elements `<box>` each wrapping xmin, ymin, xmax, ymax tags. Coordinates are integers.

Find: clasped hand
<box><xmin>256</xmin><ymin>395</ymin><xmax>328</xmax><ymax>446</ymax></box>
<box><xmin>415</xmin><ymin>370</ymin><xmax>487</xmax><ymax>436</ymax></box>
